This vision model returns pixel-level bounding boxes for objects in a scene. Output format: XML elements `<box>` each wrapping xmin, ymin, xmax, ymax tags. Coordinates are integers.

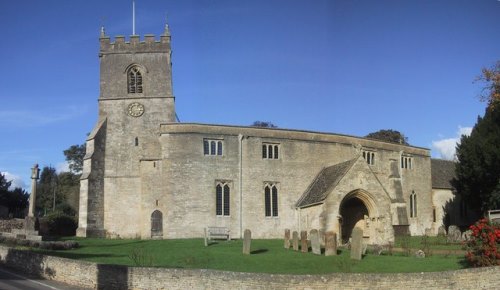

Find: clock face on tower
<box><xmin>127</xmin><ymin>102</ymin><xmax>145</xmax><ymax>117</ymax></box>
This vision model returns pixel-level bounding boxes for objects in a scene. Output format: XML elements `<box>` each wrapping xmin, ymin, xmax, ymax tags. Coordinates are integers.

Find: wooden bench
<box><xmin>204</xmin><ymin>227</ymin><xmax>230</xmax><ymax>246</ymax></box>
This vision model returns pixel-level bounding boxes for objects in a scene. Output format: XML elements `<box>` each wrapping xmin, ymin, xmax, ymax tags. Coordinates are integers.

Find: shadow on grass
<box><xmin>250</xmin><ymin>249</ymin><xmax>268</xmax><ymax>254</ymax></box>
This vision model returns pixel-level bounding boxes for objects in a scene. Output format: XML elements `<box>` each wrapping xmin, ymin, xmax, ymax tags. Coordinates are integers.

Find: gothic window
<box><xmin>264</xmin><ymin>183</ymin><xmax>279</xmax><ymax>217</ymax></box>
<box><xmin>151</xmin><ymin>210</ymin><xmax>163</xmax><ymax>237</ymax></box>
<box><xmin>362</xmin><ymin>150</ymin><xmax>375</xmax><ymax>165</ymax></box>
<box><xmin>262</xmin><ymin>143</ymin><xmax>279</xmax><ymax>159</ymax></box>
<box><xmin>401</xmin><ymin>155</ymin><xmax>413</xmax><ymax>169</ymax></box>
<box><xmin>216</xmin><ymin>182</ymin><xmax>230</xmax><ymax>216</ymax></box>
<box><xmin>203</xmin><ymin>139</ymin><xmax>223</xmax><ymax>156</ymax></box>
<box><xmin>128</xmin><ymin>66</ymin><xmax>143</xmax><ymax>94</ymax></box>
<box><xmin>409</xmin><ymin>191</ymin><xmax>417</xmax><ymax>218</ymax></box>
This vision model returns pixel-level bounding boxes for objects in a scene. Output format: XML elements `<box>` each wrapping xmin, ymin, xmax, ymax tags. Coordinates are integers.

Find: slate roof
<box><xmin>296</xmin><ymin>159</ymin><xmax>357</xmax><ymax>208</ymax></box>
<box><xmin>431</xmin><ymin>158</ymin><xmax>456</xmax><ymax>189</ymax></box>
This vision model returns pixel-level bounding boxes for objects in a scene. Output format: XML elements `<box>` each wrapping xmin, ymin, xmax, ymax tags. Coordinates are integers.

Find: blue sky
<box><xmin>1</xmin><ymin>0</ymin><xmax>499</xmax><ymax>191</ymax></box>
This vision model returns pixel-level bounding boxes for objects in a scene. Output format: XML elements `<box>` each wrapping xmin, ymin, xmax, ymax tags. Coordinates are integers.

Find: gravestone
<box><xmin>242</xmin><ymin>229</ymin><xmax>251</xmax><ymax>255</ymax></box>
<box><xmin>437</xmin><ymin>226</ymin><xmax>447</xmax><ymax>236</ymax></box>
<box><xmin>292</xmin><ymin>231</ymin><xmax>299</xmax><ymax>251</ymax></box>
<box><xmin>318</xmin><ymin>230</ymin><xmax>325</xmax><ymax>246</ymax></box>
<box><xmin>447</xmin><ymin>225</ymin><xmax>462</xmax><ymax>243</ymax></box>
<box><xmin>325</xmin><ymin>231</ymin><xmax>337</xmax><ymax>256</ymax></box>
<box><xmin>300</xmin><ymin>231</ymin><xmax>308</xmax><ymax>253</ymax></box>
<box><xmin>310</xmin><ymin>229</ymin><xmax>321</xmax><ymax>255</ymax></box>
<box><xmin>462</xmin><ymin>229</ymin><xmax>472</xmax><ymax>241</ymax></box>
<box><xmin>284</xmin><ymin>229</ymin><xmax>290</xmax><ymax>249</ymax></box>
<box><xmin>415</xmin><ymin>249</ymin><xmax>425</xmax><ymax>258</ymax></box>
<box><xmin>350</xmin><ymin>227</ymin><xmax>363</xmax><ymax>260</ymax></box>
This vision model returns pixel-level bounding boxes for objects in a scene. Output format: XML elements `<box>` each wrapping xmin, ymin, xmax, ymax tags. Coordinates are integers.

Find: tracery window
<box><xmin>216</xmin><ymin>182</ymin><xmax>230</xmax><ymax>216</ymax></box>
<box><xmin>128</xmin><ymin>66</ymin><xmax>143</xmax><ymax>93</ymax></box>
<box><xmin>264</xmin><ymin>183</ymin><xmax>279</xmax><ymax>217</ymax></box>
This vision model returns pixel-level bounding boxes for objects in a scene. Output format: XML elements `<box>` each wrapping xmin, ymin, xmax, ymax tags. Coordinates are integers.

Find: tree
<box><xmin>250</xmin><ymin>121</ymin><xmax>278</xmax><ymax>128</ymax></box>
<box><xmin>63</xmin><ymin>144</ymin><xmax>86</xmax><ymax>174</ymax></box>
<box><xmin>0</xmin><ymin>173</ymin><xmax>29</xmax><ymax>218</ymax></box>
<box><xmin>453</xmin><ymin>62</ymin><xmax>500</xmax><ymax>213</ymax></box>
<box><xmin>365</xmin><ymin>129</ymin><xmax>409</xmax><ymax>145</ymax></box>
<box><xmin>36</xmin><ymin>166</ymin><xmax>58</xmax><ymax>215</ymax></box>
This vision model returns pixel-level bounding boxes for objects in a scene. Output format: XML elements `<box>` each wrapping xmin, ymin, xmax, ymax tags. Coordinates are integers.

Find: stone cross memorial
<box><xmin>292</xmin><ymin>231</ymin><xmax>299</xmax><ymax>251</ymax></box>
<box><xmin>350</xmin><ymin>227</ymin><xmax>363</xmax><ymax>260</ymax></box>
<box><xmin>25</xmin><ymin>164</ymin><xmax>40</xmax><ymax>231</ymax></box>
<box><xmin>310</xmin><ymin>229</ymin><xmax>321</xmax><ymax>255</ymax></box>
<box><xmin>325</xmin><ymin>231</ymin><xmax>337</xmax><ymax>256</ymax></box>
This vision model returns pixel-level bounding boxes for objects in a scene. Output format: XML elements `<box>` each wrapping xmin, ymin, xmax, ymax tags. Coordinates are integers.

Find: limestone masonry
<box><xmin>77</xmin><ymin>24</ymin><xmax>474</xmax><ymax>244</ymax></box>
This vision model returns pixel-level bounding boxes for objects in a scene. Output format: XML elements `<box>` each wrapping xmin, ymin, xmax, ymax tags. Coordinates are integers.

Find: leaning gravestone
<box><xmin>325</xmin><ymin>231</ymin><xmax>337</xmax><ymax>256</ymax></box>
<box><xmin>447</xmin><ymin>225</ymin><xmax>462</xmax><ymax>243</ymax></box>
<box><xmin>292</xmin><ymin>231</ymin><xmax>299</xmax><ymax>251</ymax></box>
<box><xmin>301</xmin><ymin>231</ymin><xmax>308</xmax><ymax>253</ymax></box>
<box><xmin>242</xmin><ymin>229</ymin><xmax>251</xmax><ymax>255</ymax></box>
<box><xmin>437</xmin><ymin>226</ymin><xmax>447</xmax><ymax>236</ymax></box>
<box><xmin>310</xmin><ymin>229</ymin><xmax>321</xmax><ymax>255</ymax></box>
<box><xmin>284</xmin><ymin>229</ymin><xmax>290</xmax><ymax>249</ymax></box>
<box><xmin>350</xmin><ymin>227</ymin><xmax>363</xmax><ymax>260</ymax></box>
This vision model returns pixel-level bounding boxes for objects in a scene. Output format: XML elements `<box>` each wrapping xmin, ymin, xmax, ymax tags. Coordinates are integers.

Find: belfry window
<box><xmin>128</xmin><ymin>66</ymin><xmax>143</xmax><ymax>94</ymax></box>
<box><xmin>216</xmin><ymin>182</ymin><xmax>230</xmax><ymax>216</ymax></box>
<box><xmin>401</xmin><ymin>155</ymin><xmax>413</xmax><ymax>169</ymax></box>
<box><xmin>264</xmin><ymin>183</ymin><xmax>279</xmax><ymax>217</ymax></box>
<box><xmin>409</xmin><ymin>191</ymin><xmax>417</xmax><ymax>218</ymax></box>
<box><xmin>204</xmin><ymin>139</ymin><xmax>223</xmax><ymax>156</ymax></box>
<box><xmin>362</xmin><ymin>150</ymin><xmax>375</xmax><ymax>165</ymax></box>
<box><xmin>262</xmin><ymin>143</ymin><xmax>279</xmax><ymax>159</ymax></box>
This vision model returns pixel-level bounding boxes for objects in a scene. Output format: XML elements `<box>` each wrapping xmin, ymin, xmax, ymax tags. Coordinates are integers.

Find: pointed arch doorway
<box><xmin>151</xmin><ymin>210</ymin><xmax>163</xmax><ymax>238</ymax></box>
<box><xmin>339</xmin><ymin>190</ymin><xmax>375</xmax><ymax>243</ymax></box>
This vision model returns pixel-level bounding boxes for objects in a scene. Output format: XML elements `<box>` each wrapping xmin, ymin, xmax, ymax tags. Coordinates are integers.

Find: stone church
<box><xmin>76</xmin><ymin>24</ymin><xmax>468</xmax><ymax>245</ymax></box>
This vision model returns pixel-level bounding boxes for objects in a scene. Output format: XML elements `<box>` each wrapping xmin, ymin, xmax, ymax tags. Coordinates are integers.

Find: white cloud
<box><xmin>432</xmin><ymin>126</ymin><xmax>472</xmax><ymax>160</ymax></box>
<box><xmin>0</xmin><ymin>171</ymin><xmax>27</xmax><ymax>190</ymax></box>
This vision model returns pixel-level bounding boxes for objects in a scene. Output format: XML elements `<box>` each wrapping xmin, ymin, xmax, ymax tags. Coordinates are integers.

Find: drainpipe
<box><xmin>238</xmin><ymin>134</ymin><xmax>244</xmax><ymax>239</ymax></box>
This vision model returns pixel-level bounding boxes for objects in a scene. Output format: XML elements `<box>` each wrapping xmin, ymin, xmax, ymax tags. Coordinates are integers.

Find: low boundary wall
<box><xmin>0</xmin><ymin>245</ymin><xmax>498</xmax><ymax>289</ymax></box>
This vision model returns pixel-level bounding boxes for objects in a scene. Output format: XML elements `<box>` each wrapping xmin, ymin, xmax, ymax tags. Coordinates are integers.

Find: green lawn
<box><xmin>394</xmin><ymin>235</ymin><xmax>465</xmax><ymax>251</ymax></box>
<box><xmin>28</xmin><ymin>238</ymin><xmax>467</xmax><ymax>274</ymax></box>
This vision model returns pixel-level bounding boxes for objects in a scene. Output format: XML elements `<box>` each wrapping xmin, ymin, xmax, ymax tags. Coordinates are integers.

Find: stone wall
<box><xmin>0</xmin><ymin>219</ymin><xmax>24</xmax><ymax>233</ymax></box>
<box><xmin>0</xmin><ymin>245</ymin><xmax>498</xmax><ymax>289</ymax></box>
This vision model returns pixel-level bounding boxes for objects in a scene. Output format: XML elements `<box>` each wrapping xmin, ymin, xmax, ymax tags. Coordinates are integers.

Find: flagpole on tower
<box><xmin>132</xmin><ymin>0</ymin><xmax>136</xmax><ymax>35</ymax></box>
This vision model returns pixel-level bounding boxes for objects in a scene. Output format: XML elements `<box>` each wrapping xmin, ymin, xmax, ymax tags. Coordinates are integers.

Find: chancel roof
<box><xmin>296</xmin><ymin>159</ymin><xmax>357</xmax><ymax>208</ymax></box>
<box><xmin>431</xmin><ymin>158</ymin><xmax>456</xmax><ymax>189</ymax></box>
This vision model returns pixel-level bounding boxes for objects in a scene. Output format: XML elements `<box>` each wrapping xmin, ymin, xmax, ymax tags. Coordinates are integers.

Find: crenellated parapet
<box><xmin>99</xmin><ymin>24</ymin><xmax>171</xmax><ymax>54</ymax></box>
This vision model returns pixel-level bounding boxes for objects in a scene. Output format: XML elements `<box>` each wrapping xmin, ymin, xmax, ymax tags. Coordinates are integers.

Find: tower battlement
<box><xmin>99</xmin><ymin>25</ymin><xmax>171</xmax><ymax>53</ymax></box>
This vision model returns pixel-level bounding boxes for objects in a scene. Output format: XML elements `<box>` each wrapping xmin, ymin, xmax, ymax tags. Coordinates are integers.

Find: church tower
<box><xmin>77</xmin><ymin>25</ymin><xmax>176</xmax><ymax>237</ymax></box>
